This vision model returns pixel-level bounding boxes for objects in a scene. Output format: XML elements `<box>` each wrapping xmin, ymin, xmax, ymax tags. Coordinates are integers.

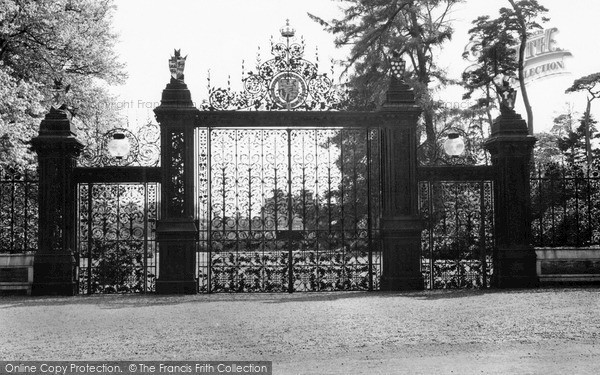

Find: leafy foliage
<box><xmin>309</xmin><ymin>0</ymin><xmax>463</xmax><ymax>160</ymax></box>
<box><xmin>463</xmin><ymin>0</ymin><xmax>549</xmax><ymax>134</ymax></box>
<box><xmin>565</xmin><ymin>73</ymin><xmax>600</xmax><ymax>166</ymax></box>
<box><xmin>0</xmin><ymin>0</ymin><xmax>126</xmax><ymax>164</ymax></box>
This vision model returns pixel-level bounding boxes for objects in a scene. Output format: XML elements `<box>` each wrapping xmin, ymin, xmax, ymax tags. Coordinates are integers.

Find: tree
<box><xmin>463</xmin><ymin>1</ymin><xmax>549</xmax><ymax>134</ymax></box>
<box><xmin>556</xmin><ymin>114</ymin><xmax>599</xmax><ymax>166</ymax></box>
<box><xmin>463</xmin><ymin>15</ymin><xmax>518</xmax><ymax>126</ymax></box>
<box><xmin>565</xmin><ymin>73</ymin><xmax>600</xmax><ymax>167</ymax></box>
<box><xmin>309</xmin><ymin>0</ymin><xmax>463</xmax><ymax>160</ymax></box>
<box><xmin>0</xmin><ymin>0</ymin><xmax>126</xmax><ymax>164</ymax></box>
<box><xmin>507</xmin><ymin>0</ymin><xmax>548</xmax><ymax>134</ymax></box>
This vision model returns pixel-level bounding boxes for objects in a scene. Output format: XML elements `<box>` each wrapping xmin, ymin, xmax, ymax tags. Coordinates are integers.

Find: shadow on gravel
<box><xmin>1</xmin><ymin>287</ymin><xmax>595</xmax><ymax>309</ymax></box>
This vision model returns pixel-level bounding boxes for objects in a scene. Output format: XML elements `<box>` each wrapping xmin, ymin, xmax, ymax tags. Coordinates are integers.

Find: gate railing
<box><xmin>195</xmin><ymin>123</ymin><xmax>382</xmax><ymax>292</ymax></box>
<box><xmin>531</xmin><ymin>163</ymin><xmax>600</xmax><ymax>247</ymax></box>
<box><xmin>418</xmin><ymin>166</ymin><xmax>496</xmax><ymax>289</ymax></box>
<box><xmin>74</xmin><ymin>167</ymin><xmax>161</xmax><ymax>294</ymax></box>
<box><xmin>0</xmin><ymin>164</ymin><xmax>38</xmax><ymax>254</ymax></box>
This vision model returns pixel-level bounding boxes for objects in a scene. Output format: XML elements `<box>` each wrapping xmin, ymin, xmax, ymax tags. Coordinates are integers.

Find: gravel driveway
<box><xmin>1</xmin><ymin>287</ymin><xmax>599</xmax><ymax>374</ymax></box>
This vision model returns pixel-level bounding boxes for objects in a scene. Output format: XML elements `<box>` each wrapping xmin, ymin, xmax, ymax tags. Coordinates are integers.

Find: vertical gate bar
<box><xmin>24</xmin><ymin>169</ymin><xmax>29</xmax><ymax>252</ymax></box>
<box><xmin>561</xmin><ymin>168</ymin><xmax>567</xmax><ymax>245</ymax></box>
<box><xmin>537</xmin><ymin>168</ymin><xmax>544</xmax><ymax>246</ymax></box>
<box><xmin>87</xmin><ymin>182</ymin><xmax>93</xmax><ymax>295</ymax></box>
<box><xmin>245</xmin><ymin>131</ymin><xmax>250</xmax><ymax>290</ymax></box>
<box><xmin>353</xmin><ymin>131</ymin><xmax>359</xmax><ymax>289</ymax></box>
<box><xmin>259</xmin><ymin>130</ymin><xmax>266</xmax><ymax>291</ymax></box>
<box><xmin>301</xmin><ymin>131</ymin><xmax>307</xmax><ymax>290</ymax></box>
<box><xmin>428</xmin><ymin>181</ymin><xmax>434</xmax><ymax>290</ymax></box>
<box><xmin>273</xmin><ymin>135</ymin><xmax>279</xmax><ymax>291</ymax></box>
<box><xmin>207</xmin><ymin>128</ymin><xmax>213</xmax><ymax>293</ymax></box>
<box><xmin>575</xmin><ymin>173</ymin><xmax>580</xmax><ymax>246</ymax></box>
<box><xmin>549</xmin><ymin>170</ymin><xmax>554</xmax><ymax>245</ymax></box>
<box><xmin>587</xmin><ymin>168</ymin><xmax>593</xmax><ymax>246</ymax></box>
<box><xmin>143</xmin><ymin>183</ymin><xmax>149</xmax><ymax>293</ymax></box>
<box><xmin>287</xmin><ymin>129</ymin><xmax>293</xmax><ymax>293</ymax></box>
<box><xmin>339</xmin><ymin>129</ymin><xmax>346</xmax><ymax>289</ymax></box>
<box><xmin>314</xmin><ymin>129</ymin><xmax>320</xmax><ymax>291</ymax></box>
<box><xmin>221</xmin><ymin>135</ymin><xmax>227</xmax><ymax>288</ymax></box>
<box><xmin>10</xmin><ymin>169</ymin><xmax>15</xmax><ymax>251</ymax></box>
<box><xmin>480</xmin><ymin>180</ymin><xmax>487</xmax><ymax>288</ymax></box>
<box><xmin>455</xmin><ymin>183</ymin><xmax>461</xmax><ymax>286</ymax></box>
<box><xmin>367</xmin><ymin>129</ymin><xmax>373</xmax><ymax>291</ymax></box>
<box><xmin>234</xmin><ymin>130</ymin><xmax>240</xmax><ymax>289</ymax></box>
<box><xmin>327</xmin><ymin>134</ymin><xmax>333</xmax><ymax>279</ymax></box>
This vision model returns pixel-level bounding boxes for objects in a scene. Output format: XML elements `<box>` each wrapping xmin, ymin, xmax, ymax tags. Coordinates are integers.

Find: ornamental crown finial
<box><xmin>280</xmin><ymin>19</ymin><xmax>295</xmax><ymax>38</ymax></box>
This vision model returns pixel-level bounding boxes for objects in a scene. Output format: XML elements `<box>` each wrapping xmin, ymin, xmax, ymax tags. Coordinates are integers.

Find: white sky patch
<box><xmin>111</xmin><ymin>0</ymin><xmax>600</xmax><ymax>133</ymax></box>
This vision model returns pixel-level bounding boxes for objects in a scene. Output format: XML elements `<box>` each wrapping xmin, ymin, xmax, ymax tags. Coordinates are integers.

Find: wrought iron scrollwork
<box><xmin>167</xmin><ymin>130</ymin><xmax>186</xmax><ymax>216</ymax></box>
<box><xmin>0</xmin><ymin>165</ymin><xmax>38</xmax><ymax>254</ymax></box>
<box><xmin>419</xmin><ymin>180</ymin><xmax>494</xmax><ymax>289</ymax></box>
<box><xmin>78</xmin><ymin>122</ymin><xmax>160</xmax><ymax>167</ymax></box>
<box><xmin>207</xmin><ymin>21</ymin><xmax>345</xmax><ymax>111</ymax></box>
<box><xmin>196</xmin><ymin>128</ymin><xmax>382</xmax><ymax>292</ymax></box>
<box><xmin>78</xmin><ymin>183</ymin><xmax>159</xmax><ymax>294</ymax></box>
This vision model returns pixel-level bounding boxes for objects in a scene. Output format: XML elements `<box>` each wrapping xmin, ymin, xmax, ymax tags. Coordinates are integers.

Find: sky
<box><xmin>111</xmin><ymin>0</ymin><xmax>600</xmax><ymax>134</ymax></box>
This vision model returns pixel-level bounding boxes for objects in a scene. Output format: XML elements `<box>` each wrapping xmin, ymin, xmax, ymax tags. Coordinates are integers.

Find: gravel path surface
<box><xmin>1</xmin><ymin>287</ymin><xmax>599</xmax><ymax>374</ymax></box>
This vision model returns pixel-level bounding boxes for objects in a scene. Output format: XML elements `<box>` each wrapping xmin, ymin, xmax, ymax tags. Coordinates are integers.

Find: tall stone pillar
<box><xmin>485</xmin><ymin>107</ymin><xmax>538</xmax><ymax>288</ymax></box>
<box><xmin>30</xmin><ymin>107</ymin><xmax>83</xmax><ymax>295</ymax></box>
<box><xmin>378</xmin><ymin>58</ymin><xmax>423</xmax><ymax>290</ymax></box>
<box><xmin>153</xmin><ymin>53</ymin><xmax>199</xmax><ymax>294</ymax></box>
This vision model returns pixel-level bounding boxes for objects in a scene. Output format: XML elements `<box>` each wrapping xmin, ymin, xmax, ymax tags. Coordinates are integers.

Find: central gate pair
<box><xmin>195</xmin><ymin>124</ymin><xmax>382</xmax><ymax>292</ymax></box>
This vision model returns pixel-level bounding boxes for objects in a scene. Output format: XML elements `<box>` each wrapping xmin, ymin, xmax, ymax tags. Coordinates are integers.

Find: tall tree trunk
<box><xmin>584</xmin><ymin>98</ymin><xmax>593</xmax><ymax>167</ymax></box>
<box><xmin>508</xmin><ymin>0</ymin><xmax>534</xmax><ymax>134</ymax></box>
<box><xmin>485</xmin><ymin>83</ymin><xmax>494</xmax><ymax>127</ymax></box>
<box><xmin>409</xmin><ymin>9</ymin><xmax>436</xmax><ymax>159</ymax></box>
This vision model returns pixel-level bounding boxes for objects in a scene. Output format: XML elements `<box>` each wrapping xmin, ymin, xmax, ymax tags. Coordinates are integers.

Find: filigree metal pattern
<box><xmin>531</xmin><ymin>163</ymin><xmax>600</xmax><ymax>247</ymax></box>
<box><xmin>78</xmin><ymin>122</ymin><xmax>160</xmax><ymax>167</ymax></box>
<box><xmin>419</xmin><ymin>180</ymin><xmax>494</xmax><ymax>289</ymax></box>
<box><xmin>77</xmin><ymin>182</ymin><xmax>159</xmax><ymax>294</ymax></box>
<box><xmin>167</xmin><ymin>130</ymin><xmax>186</xmax><ymax>216</ymax></box>
<box><xmin>197</xmin><ymin>127</ymin><xmax>381</xmax><ymax>292</ymax></box>
<box><xmin>0</xmin><ymin>165</ymin><xmax>38</xmax><ymax>254</ymax></box>
<box><xmin>207</xmin><ymin>26</ymin><xmax>344</xmax><ymax>111</ymax></box>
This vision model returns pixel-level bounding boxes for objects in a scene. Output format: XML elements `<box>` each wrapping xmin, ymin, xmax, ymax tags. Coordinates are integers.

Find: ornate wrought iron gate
<box><xmin>196</xmin><ymin>125</ymin><xmax>382</xmax><ymax>292</ymax></box>
<box><xmin>418</xmin><ymin>166</ymin><xmax>495</xmax><ymax>289</ymax></box>
<box><xmin>73</xmin><ymin>124</ymin><xmax>162</xmax><ymax>294</ymax></box>
<box><xmin>76</xmin><ymin>181</ymin><xmax>159</xmax><ymax>294</ymax></box>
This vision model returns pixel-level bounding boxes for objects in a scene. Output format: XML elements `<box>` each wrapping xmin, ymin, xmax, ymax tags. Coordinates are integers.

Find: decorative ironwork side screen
<box><xmin>77</xmin><ymin>182</ymin><xmax>159</xmax><ymax>294</ymax></box>
<box><xmin>0</xmin><ymin>165</ymin><xmax>38</xmax><ymax>254</ymax></box>
<box><xmin>74</xmin><ymin>122</ymin><xmax>161</xmax><ymax>294</ymax></box>
<box><xmin>531</xmin><ymin>163</ymin><xmax>600</xmax><ymax>247</ymax></box>
<box><xmin>196</xmin><ymin>126</ymin><xmax>381</xmax><ymax>292</ymax></box>
<box><xmin>418</xmin><ymin>167</ymin><xmax>495</xmax><ymax>289</ymax></box>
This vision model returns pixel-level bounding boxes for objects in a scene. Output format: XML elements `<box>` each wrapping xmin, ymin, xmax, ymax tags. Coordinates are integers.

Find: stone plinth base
<box><xmin>31</xmin><ymin>253</ymin><xmax>77</xmax><ymax>296</ymax></box>
<box><xmin>494</xmin><ymin>245</ymin><xmax>539</xmax><ymax>288</ymax></box>
<box><xmin>380</xmin><ymin>216</ymin><xmax>424</xmax><ymax>291</ymax></box>
<box><xmin>155</xmin><ymin>279</ymin><xmax>198</xmax><ymax>294</ymax></box>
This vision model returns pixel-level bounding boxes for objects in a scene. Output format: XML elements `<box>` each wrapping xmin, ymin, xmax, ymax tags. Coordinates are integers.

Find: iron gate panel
<box><xmin>197</xmin><ymin>127</ymin><xmax>381</xmax><ymax>292</ymax></box>
<box><xmin>418</xmin><ymin>179</ymin><xmax>494</xmax><ymax>289</ymax></box>
<box><xmin>0</xmin><ymin>165</ymin><xmax>38</xmax><ymax>254</ymax></box>
<box><xmin>77</xmin><ymin>182</ymin><xmax>159</xmax><ymax>294</ymax></box>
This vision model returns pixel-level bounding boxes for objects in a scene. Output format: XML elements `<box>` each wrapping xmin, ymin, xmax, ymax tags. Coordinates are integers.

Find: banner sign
<box><xmin>521</xmin><ymin>27</ymin><xmax>572</xmax><ymax>83</ymax></box>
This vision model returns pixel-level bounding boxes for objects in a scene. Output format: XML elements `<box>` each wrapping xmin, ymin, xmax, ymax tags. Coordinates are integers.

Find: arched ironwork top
<box><xmin>206</xmin><ymin>20</ymin><xmax>346</xmax><ymax>111</ymax></box>
<box><xmin>78</xmin><ymin>122</ymin><xmax>160</xmax><ymax>167</ymax></box>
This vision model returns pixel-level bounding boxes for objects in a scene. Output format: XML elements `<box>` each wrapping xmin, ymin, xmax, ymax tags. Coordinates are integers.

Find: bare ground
<box><xmin>1</xmin><ymin>287</ymin><xmax>599</xmax><ymax>374</ymax></box>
